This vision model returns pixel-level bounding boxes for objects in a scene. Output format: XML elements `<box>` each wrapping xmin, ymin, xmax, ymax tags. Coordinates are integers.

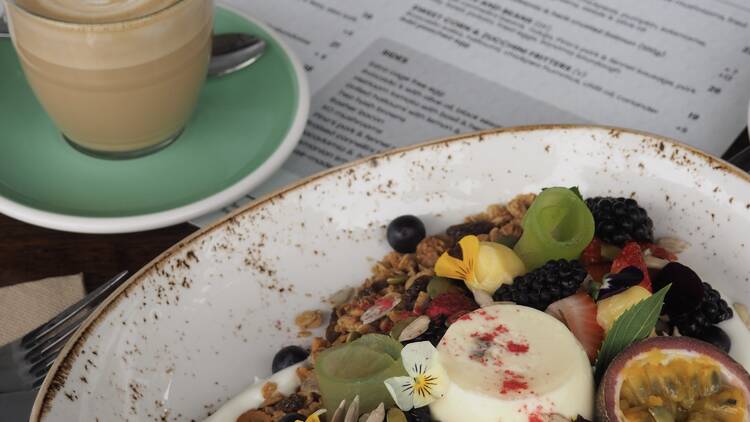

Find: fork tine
<box><xmin>21</xmin><ymin>271</ymin><xmax>128</xmax><ymax>348</ymax></box>
<box><xmin>24</xmin><ymin>311</ymin><xmax>90</xmax><ymax>365</ymax></box>
<box><xmin>29</xmin><ymin>350</ymin><xmax>60</xmax><ymax>379</ymax></box>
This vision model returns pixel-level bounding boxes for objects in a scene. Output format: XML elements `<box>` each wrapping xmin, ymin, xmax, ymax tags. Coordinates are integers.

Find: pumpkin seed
<box><xmin>494</xmin><ymin>235</ymin><xmax>519</xmax><ymax>248</ymax></box>
<box><xmin>346</xmin><ymin>331</ymin><xmax>362</xmax><ymax>343</ymax></box>
<box><xmin>427</xmin><ymin>277</ymin><xmax>463</xmax><ymax>299</ymax></box>
<box><xmin>387</xmin><ymin>275</ymin><xmax>408</xmax><ymax>285</ymax></box>
<box><xmin>386</xmin><ymin>408</ymin><xmax>408</xmax><ymax>422</ymax></box>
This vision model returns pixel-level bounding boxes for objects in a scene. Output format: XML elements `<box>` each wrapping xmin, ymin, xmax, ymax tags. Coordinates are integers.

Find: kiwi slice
<box><xmin>597</xmin><ymin>337</ymin><xmax>750</xmax><ymax>422</ymax></box>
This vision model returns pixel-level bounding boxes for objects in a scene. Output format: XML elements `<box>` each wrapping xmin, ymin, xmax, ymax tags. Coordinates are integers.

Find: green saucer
<box><xmin>0</xmin><ymin>6</ymin><xmax>308</xmax><ymax>233</ymax></box>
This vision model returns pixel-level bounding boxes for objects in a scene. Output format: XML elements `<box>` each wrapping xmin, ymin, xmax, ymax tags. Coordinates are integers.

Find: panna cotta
<box><xmin>430</xmin><ymin>304</ymin><xmax>594</xmax><ymax>421</ymax></box>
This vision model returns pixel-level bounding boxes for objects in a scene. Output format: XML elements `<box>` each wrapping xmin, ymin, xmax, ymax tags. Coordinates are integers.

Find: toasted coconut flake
<box><xmin>398</xmin><ymin>315</ymin><xmax>430</xmax><ymax>342</ymax></box>
<box><xmin>360</xmin><ymin>294</ymin><xmax>402</xmax><ymax>324</ymax></box>
<box><xmin>656</xmin><ymin>237</ymin><xmax>690</xmax><ymax>254</ymax></box>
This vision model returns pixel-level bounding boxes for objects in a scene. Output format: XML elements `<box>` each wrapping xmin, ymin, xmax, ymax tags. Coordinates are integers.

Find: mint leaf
<box><xmin>594</xmin><ymin>284</ymin><xmax>671</xmax><ymax>380</ymax></box>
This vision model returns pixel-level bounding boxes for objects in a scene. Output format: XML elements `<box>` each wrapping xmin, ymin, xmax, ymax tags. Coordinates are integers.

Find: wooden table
<box><xmin>0</xmin><ymin>214</ymin><xmax>197</xmax><ymax>291</ymax></box>
<box><xmin>1</xmin><ymin>129</ymin><xmax>748</xmax><ymax>292</ymax></box>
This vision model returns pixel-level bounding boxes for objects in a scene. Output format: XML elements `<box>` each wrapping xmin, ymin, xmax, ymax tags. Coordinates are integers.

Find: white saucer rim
<box><xmin>0</xmin><ymin>3</ymin><xmax>310</xmax><ymax>234</ymax></box>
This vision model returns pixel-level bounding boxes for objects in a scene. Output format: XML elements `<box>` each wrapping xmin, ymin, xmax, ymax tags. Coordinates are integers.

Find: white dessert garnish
<box><xmin>429</xmin><ymin>304</ymin><xmax>594</xmax><ymax>422</ymax></box>
<box><xmin>204</xmin><ymin>361</ymin><xmax>306</xmax><ymax>422</ymax></box>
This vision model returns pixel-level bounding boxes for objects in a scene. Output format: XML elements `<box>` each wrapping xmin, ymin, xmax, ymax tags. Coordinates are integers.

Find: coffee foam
<box><xmin>7</xmin><ymin>0</ymin><xmax>211</xmax><ymax>69</ymax></box>
<box><xmin>13</xmin><ymin>0</ymin><xmax>180</xmax><ymax>23</ymax></box>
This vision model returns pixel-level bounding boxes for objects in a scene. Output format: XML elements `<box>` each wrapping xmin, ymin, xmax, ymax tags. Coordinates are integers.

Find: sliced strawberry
<box><xmin>611</xmin><ymin>241</ymin><xmax>652</xmax><ymax>292</ymax></box>
<box><xmin>545</xmin><ymin>292</ymin><xmax>604</xmax><ymax>363</ymax></box>
<box><xmin>581</xmin><ymin>238</ymin><xmax>605</xmax><ymax>265</ymax></box>
<box><xmin>586</xmin><ymin>262</ymin><xmax>611</xmax><ymax>283</ymax></box>
<box><xmin>638</xmin><ymin>242</ymin><xmax>678</xmax><ymax>261</ymax></box>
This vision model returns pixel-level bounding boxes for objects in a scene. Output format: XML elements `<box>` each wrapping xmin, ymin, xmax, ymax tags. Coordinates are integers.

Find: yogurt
<box><xmin>430</xmin><ymin>304</ymin><xmax>594</xmax><ymax>421</ymax></box>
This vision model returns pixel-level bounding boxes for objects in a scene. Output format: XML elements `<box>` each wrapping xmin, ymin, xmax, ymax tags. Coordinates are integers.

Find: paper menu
<box><xmin>192</xmin><ymin>0</ymin><xmax>750</xmax><ymax>226</ymax></box>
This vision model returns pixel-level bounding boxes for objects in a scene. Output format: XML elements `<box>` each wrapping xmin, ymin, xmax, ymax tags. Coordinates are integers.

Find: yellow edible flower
<box><xmin>296</xmin><ymin>409</ymin><xmax>326</xmax><ymax>422</ymax></box>
<box><xmin>435</xmin><ymin>235</ymin><xmax>525</xmax><ymax>294</ymax></box>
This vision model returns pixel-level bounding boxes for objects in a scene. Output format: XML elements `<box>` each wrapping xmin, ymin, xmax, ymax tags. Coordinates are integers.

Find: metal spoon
<box><xmin>0</xmin><ymin>15</ymin><xmax>266</xmax><ymax>77</ymax></box>
<box><xmin>208</xmin><ymin>32</ymin><xmax>266</xmax><ymax>77</ymax></box>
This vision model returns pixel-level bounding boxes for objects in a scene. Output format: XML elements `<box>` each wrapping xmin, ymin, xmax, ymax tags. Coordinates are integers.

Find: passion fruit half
<box><xmin>596</xmin><ymin>336</ymin><xmax>750</xmax><ymax>421</ymax></box>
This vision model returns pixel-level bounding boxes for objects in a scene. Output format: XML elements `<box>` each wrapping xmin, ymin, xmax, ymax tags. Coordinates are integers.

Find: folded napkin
<box><xmin>0</xmin><ymin>274</ymin><xmax>85</xmax><ymax>347</ymax></box>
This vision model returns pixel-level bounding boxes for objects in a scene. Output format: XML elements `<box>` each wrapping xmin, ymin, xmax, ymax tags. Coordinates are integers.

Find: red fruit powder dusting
<box><xmin>506</xmin><ymin>341</ymin><xmax>529</xmax><ymax>354</ymax></box>
<box><xmin>500</xmin><ymin>370</ymin><xmax>528</xmax><ymax>394</ymax></box>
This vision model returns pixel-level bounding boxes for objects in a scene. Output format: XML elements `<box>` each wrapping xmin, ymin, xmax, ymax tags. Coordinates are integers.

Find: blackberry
<box><xmin>585</xmin><ymin>197</ymin><xmax>654</xmax><ymax>246</ymax></box>
<box><xmin>673</xmin><ymin>282</ymin><xmax>733</xmax><ymax>336</ymax></box>
<box><xmin>492</xmin><ymin>259</ymin><xmax>587</xmax><ymax>310</ymax></box>
<box><xmin>405</xmin><ymin>406</ymin><xmax>434</xmax><ymax>422</ymax></box>
<box><xmin>403</xmin><ymin>317</ymin><xmax>448</xmax><ymax>347</ymax></box>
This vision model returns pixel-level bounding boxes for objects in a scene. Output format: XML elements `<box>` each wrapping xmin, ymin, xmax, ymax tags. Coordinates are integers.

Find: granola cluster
<box><xmin>238</xmin><ymin>195</ymin><xmax>533</xmax><ymax>422</ymax></box>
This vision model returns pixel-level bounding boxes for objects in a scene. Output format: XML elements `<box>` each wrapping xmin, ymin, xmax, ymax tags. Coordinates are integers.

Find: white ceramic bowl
<box><xmin>32</xmin><ymin>125</ymin><xmax>750</xmax><ymax>421</ymax></box>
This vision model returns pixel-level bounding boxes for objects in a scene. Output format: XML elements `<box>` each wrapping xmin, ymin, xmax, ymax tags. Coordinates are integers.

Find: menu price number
<box><xmin>718</xmin><ymin>67</ymin><xmax>738</xmax><ymax>82</ymax></box>
<box><xmin>707</xmin><ymin>85</ymin><xmax>722</xmax><ymax>95</ymax></box>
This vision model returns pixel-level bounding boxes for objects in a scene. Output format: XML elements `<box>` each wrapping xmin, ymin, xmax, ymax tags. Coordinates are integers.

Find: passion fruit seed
<box><xmin>596</xmin><ymin>336</ymin><xmax>750</xmax><ymax>422</ymax></box>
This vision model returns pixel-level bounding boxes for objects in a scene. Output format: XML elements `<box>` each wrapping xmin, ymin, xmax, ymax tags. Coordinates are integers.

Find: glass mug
<box><xmin>4</xmin><ymin>0</ymin><xmax>213</xmax><ymax>158</ymax></box>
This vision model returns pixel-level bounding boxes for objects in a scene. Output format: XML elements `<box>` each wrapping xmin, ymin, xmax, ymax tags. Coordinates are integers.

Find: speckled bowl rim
<box><xmin>30</xmin><ymin>124</ymin><xmax>750</xmax><ymax>420</ymax></box>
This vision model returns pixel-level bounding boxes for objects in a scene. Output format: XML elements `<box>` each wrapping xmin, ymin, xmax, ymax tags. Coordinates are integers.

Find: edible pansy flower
<box><xmin>435</xmin><ymin>235</ymin><xmax>526</xmax><ymax>294</ymax></box>
<box><xmin>383</xmin><ymin>341</ymin><xmax>449</xmax><ymax>411</ymax></box>
<box><xmin>295</xmin><ymin>409</ymin><xmax>326</xmax><ymax>422</ymax></box>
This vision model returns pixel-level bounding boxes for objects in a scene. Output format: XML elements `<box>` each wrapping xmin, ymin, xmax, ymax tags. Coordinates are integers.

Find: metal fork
<box><xmin>0</xmin><ymin>271</ymin><xmax>129</xmax><ymax>393</ymax></box>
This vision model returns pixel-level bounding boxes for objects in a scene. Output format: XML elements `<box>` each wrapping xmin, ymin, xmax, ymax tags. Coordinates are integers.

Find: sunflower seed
<box><xmin>329</xmin><ymin>287</ymin><xmax>355</xmax><ymax>307</ymax></box>
<box><xmin>656</xmin><ymin>237</ymin><xmax>690</xmax><ymax>255</ymax></box>
<box><xmin>398</xmin><ymin>315</ymin><xmax>431</xmax><ymax>342</ymax></box>
<box><xmin>361</xmin><ymin>294</ymin><xmax>402</xmax><ymax>324</ymax></box>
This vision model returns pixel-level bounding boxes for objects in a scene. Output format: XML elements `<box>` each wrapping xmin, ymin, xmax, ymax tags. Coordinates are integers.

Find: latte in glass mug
<box><xmin>5</xmin><ymin>0</ymin><xmax>213</xmax><ymax>157</ymax></box>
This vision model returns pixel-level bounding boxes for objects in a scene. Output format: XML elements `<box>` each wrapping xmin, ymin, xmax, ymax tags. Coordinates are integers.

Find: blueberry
<box><xmin>272</xmin><ymin>345</ymin><xmax>309</xmax><ymax>373</ymax></box>
<box><xmin>695</xmin><ymin>325</ymin><xmax>732</xmax><ymax>353</ymax></box>
<box><xmin>387</xmin><ymin>215</ymin><xmax>426</xmax><ymax>253</ymax></box>
<box><xmin>278</xmin><ymin>413</ymin><xmax>305</xmax><ymax>422</ymax></box>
